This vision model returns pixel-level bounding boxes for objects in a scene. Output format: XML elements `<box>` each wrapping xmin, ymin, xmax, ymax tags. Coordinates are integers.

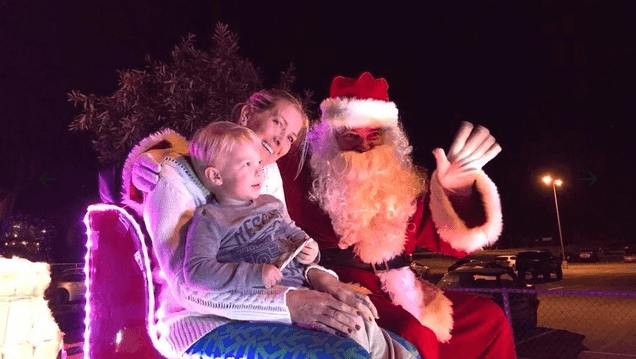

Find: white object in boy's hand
<box><xmin>278</xmin><ymin>238</ymin><xmax>314</xmax><ymax>271</ymax></box>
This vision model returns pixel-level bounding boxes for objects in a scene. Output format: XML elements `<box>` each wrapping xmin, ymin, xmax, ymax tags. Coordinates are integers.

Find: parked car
<box><xmin>437</xmin><ymin>265</ymin><xmax>539</xmax><ymax>335</ymax></box>
<box><xmin>605</xmin><ymin>245</ymin><xmax>629</xmax><ymax>262</ymax></box>
<box><xmin>516</xmin><ymin>250</ymin><xmax>563</xmax><ymax>280</ymax></box>
<box><xmin>577</xmin><ymin>249</ymin><xmax>599</xmax><ymax>262</ymax></box>
<box><xmin>494</xmin><ymin>255</ymin><xmax>517</xmax><ymax>270</ymax></box>
<box><xmin>563</xmin><ymin>251</ymin><xmax>576</xmax><ymax>262</ymax></box>
<box><xmin>47</xmin><ymin>268</ymin><xmax>86</xmax><ymax>304</ymax></box>
<box><xmin>447</xmin><ymin>257</ymin><xmax>483</xmax><ymax>272</ymax></box>
<box><xmin>624</xmin><ymin>251</ymin><xmax>636</xmax><ymax>263</ymax></box>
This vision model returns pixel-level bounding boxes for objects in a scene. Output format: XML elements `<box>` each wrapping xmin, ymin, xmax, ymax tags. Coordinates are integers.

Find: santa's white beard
<box><xmin>310</xmin><ymin>144</ymin><xmax>426</xmax><ymax>263</ymax></box>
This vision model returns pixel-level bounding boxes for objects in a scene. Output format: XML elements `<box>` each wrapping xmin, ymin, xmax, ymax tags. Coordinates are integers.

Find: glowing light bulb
<box><xmin>115</xmin><ymin>330</ymin><xmax>123</xmax><ymax>345</ymax></box>
<box><xmin>542</xmin><ymin>175</ymin><xmax>552</xmax><ymax>185</ymax></box>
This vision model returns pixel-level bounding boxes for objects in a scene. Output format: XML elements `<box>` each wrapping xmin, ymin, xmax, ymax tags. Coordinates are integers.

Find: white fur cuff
<box><xmin>377</xmin><ymin>267</ymin><xmax>454</xmax><ymax>343</ymax></box>
<box><xmin>304</xmin><ymin>264</ymin><xmax>339</xmax><ymax>285</ymax></box>
<box><xmin>429</xmin><ymin>170</ymin><xmax>503</xmax><ymax>253</ymax></box>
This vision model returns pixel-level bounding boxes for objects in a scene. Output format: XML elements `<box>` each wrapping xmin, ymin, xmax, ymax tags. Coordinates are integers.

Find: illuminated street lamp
<box><xmin>542</xmin><ymin>175</ymin><xmax>567</xmax><ymax>269</ymax></box>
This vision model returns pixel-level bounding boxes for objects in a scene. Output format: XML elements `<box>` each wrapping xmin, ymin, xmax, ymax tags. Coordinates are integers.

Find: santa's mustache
<box><xmin>328</xmin><ymin>145</ymin><xmax>406</xmax><ymax>181</ymax></box>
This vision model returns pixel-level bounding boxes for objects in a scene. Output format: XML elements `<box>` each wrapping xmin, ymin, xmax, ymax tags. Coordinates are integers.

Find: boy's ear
<box><xmin>204</xmin><ymin>166</ymin><xmax>222</xmax><ymax>186</ymax></box>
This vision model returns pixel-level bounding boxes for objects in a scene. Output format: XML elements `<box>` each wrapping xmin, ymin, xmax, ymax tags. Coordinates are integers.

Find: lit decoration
<box><xmin>0</xmin><ymin>213</ymin><xmax>55</xmax><ymax>263</ymax></box>
<box><xmin>82</xmin><ymin>204</ymin><xmax>165</xmax><ymax>359</ymax></box>
<box><xmin>114</xmin><ymin>331</ymin><xmax>123</xmax><ymax>346</ymax></box>
<box><xmin>0</xmin><ymin>256</ymin><xmax>63</xmax><ymax>358</ymax></box>
<box><xmin>542</xmin><ymin>175</ymin><xmax>552</xmax><ymax>185</ymax></box>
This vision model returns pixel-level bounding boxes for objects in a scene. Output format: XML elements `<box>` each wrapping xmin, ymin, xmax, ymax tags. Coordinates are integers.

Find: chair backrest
<box><xmin>83</xmin><ymin>204</ymin><xmax>169</xmax><ymax>359</ymax></box>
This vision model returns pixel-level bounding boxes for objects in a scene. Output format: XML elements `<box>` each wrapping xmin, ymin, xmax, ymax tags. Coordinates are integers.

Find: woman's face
<box><xmin>246</xmin><ymin>101</ymin><xmax>304</xmax><ymax>166</ymax></box>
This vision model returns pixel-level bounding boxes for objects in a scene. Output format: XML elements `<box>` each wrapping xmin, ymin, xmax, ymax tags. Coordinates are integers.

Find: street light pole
<box><xmin>551</xmin><ymin>181</ymin><xmax>567</xmax><ymax>269</ymax></box>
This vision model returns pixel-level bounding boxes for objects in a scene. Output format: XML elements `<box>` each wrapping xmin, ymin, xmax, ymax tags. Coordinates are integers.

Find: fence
<box><xmin>444</xmin><ymin>287</ymin><xmax>636</xmax><ymax>359</ymax></box>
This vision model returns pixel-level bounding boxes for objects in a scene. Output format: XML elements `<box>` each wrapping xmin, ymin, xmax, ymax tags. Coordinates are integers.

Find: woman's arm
<box><xmin>143</xmin><ymin>167</ymin><xmax>197</xmax><ymax>282</ymax></box>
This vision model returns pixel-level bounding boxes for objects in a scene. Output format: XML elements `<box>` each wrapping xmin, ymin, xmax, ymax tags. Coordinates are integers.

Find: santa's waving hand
<box><xmin>433</xmin><ymin>121</ymin><xmax>502</xmax><ymax>195</ymax></box>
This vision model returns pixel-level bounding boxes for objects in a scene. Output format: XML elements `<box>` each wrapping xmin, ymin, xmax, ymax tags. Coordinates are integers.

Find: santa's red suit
<box><xmin>278</xmin><ymin>72</ymin><xmax>516</xmax><ymax>359</ymax></box>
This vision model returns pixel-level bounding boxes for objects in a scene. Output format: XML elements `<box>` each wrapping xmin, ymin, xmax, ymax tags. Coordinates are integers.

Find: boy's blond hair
<box><xmin>189</xmin><ymin>121</ymin><xmax>260</xmax><ymax>173</ymax></box>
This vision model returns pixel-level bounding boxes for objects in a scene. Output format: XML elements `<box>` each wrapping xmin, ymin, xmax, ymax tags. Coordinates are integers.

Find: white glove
<box><xmin>131</xmin><ymin>152</ymin><xmax>162</xmax><ymax>193</ymax></box>
<box><xmin>432</xmin><ymin>122</ymin><xmax>501</xmax><ymax>194</ymax></box>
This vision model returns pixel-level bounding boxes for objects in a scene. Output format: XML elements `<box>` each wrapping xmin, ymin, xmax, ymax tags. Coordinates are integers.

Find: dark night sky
<box><xmin>1</xmin><ymin>0</ymin><xmax>635</xmax><ymax>251</ymax></box>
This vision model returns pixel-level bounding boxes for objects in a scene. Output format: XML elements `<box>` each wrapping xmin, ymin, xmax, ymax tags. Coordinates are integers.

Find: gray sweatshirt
<box><xmin>184</xmin><ymin>195</ymin><xmax>310</xmax><ymax>291</ymax></box>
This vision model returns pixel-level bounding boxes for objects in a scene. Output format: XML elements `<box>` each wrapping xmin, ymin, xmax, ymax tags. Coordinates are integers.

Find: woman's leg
<box><xmin>348</xmin><ymin>312</ymin><xmax>419</xmax><ymax>359</ymax></box>
<box><xmin>439</xmin><ymin>291</ymin><xmax>517</xmax><ymax>359</ymax></box>
<box><xmin>370</xmin><ymin>294</ymin><xmax>440</xmax><ymax>359</ymax></box>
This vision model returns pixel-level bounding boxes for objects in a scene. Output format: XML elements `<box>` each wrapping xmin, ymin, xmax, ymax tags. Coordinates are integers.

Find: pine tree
<box><xmin>68</xmin><ymin>22</ymin><xmax>313</xmax><ymax>168</ymax></box>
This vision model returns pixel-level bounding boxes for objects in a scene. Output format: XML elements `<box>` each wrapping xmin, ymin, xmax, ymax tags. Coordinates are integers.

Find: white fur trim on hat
<box><xmin>320</xmin><ymin>97</ymin><xmax>399</xmax><ymax>128</ymax></box>
<box><xmin>429</xmin><ymin>170</ymin><xmax>504</xmax><ymax>253</ymax></box>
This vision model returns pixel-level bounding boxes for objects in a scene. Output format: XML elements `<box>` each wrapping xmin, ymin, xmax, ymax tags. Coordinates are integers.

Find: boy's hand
<box><xmin>296</xmin><ymin>238</ymin><xmax>319</xmax><ymax>264</ymax></box>
<box><xmin>262</xmin><ymin>264</ymin><xmax>283</xmax><ymax>288</ymax></box>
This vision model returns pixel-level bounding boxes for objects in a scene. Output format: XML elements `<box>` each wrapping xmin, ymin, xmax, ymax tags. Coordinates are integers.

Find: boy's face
<box><xmin>216</xmin><ymin>141</ymin><xmax>264</xmax><ymax>204</ymax></box>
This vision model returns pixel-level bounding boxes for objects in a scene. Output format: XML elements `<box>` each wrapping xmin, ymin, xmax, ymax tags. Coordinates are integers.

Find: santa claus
<box><xmin>278</xmin><ymin>72</ymin><xmax>516</xmax><ymax>359</ymax></box>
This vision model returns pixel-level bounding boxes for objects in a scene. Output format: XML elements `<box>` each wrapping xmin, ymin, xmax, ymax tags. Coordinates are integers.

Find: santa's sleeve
<box><xmin>120</xmin><ymin>129</ymin><xmax>190</xmax><ymax>216</ymax></box>
<box><xmin>408</xmin><ymin>170</ymin><xmax>503</xmax><ymax>257</ymax></box>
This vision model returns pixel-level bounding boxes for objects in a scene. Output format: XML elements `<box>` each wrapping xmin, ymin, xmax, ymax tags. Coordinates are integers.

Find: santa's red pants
<box><xmin>370</xmin><ymin>290</ymin><xmax>517</xmax><ymax>359</ymax></box>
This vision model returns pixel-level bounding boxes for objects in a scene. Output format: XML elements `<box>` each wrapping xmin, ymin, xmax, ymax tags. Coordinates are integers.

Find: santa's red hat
<box><xmin>320</xmin><ymin>72</ymin><xmax>399</xmax><ymax>129</ymax></box>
